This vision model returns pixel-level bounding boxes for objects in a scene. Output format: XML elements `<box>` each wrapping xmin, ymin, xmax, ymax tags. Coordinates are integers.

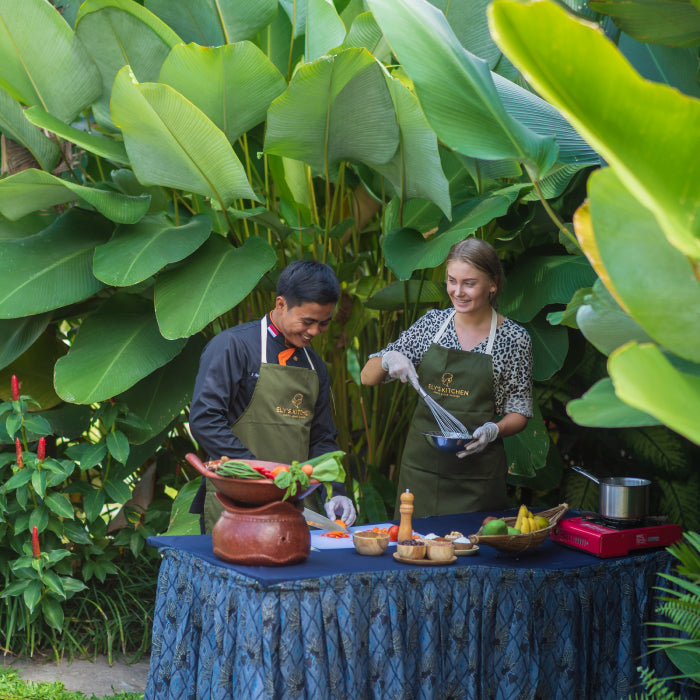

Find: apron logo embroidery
<box><xmin>275</xmin><ymin>392</ymin><xmax>312</xmax><ymax>419</ymax></box>
<box><xmin>427</xmin><ymin>373</ymin><xmax>470</xmax><ymax>398</ymax></box>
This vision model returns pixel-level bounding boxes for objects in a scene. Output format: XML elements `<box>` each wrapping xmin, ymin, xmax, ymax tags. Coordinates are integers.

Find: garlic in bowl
<box><xmin>353</xmin><ymin>530</ymin><xmax>390</xmax><ymax>556</ymax></box>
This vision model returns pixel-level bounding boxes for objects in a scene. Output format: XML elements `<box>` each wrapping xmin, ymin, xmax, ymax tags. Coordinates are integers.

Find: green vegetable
<box><xmin>213</xmin><ymin>461</ymin><xmax>262</xmax><ymax>479</ymax></box>
<box><xmin>274</xmin><ymin>450</ymin><xmax>346</xmax><ymax>501</ymax></box>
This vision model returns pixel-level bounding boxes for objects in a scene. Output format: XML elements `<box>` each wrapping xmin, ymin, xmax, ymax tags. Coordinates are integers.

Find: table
<box><xmin>145</xmin><ymin>510</ymin><xmax>678</xmax><ymax>699</ymax></box>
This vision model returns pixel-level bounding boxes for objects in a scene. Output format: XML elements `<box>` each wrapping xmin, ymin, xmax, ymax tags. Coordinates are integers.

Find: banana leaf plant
<box><xmin>2</xmin><ymin>0</ymin><xmax>688</xmax><ymax>528</ymax></box>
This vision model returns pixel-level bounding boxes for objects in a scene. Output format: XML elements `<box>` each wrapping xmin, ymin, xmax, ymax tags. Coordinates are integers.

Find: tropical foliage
<box><xmin>0</xmin><ymin>0</ymin><xmax>699</xmax><ymax>647</ymax></box>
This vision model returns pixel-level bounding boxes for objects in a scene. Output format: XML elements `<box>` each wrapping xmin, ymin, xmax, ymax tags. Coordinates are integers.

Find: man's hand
<box><xmin>457</xmin><ymin>422</ymin><xmax>499</xmax><ymax>458</ymax></box>
<box><xmin>381</xmin><ymin>351</ymin><xmax>417</xmax><ymax>383</ymax></box>
<box><xmin>324</xmin><ymin>495</ymin><xmax>356</xmax><ymax>526</ymax></box>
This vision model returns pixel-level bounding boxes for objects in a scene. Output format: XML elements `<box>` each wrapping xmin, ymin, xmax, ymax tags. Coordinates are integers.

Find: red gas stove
<box><xmin>551</xmin><ymin>514</ymin><xmax>683</xmax><ymax>558</ymax></box>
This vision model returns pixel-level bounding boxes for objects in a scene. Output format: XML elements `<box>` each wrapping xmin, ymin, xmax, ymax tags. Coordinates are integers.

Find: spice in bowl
<box><xmin>425</xmin><ymin>537</ymin><xmax>455</xmax><ymax>561</ymax></box>
<box><xmin>396</xmin><ymin>539</ymin><xmax>426</xmax><ymax>559</ymax></box>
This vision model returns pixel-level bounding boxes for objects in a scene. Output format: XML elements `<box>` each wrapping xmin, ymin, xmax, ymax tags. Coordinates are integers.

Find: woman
<box><xmin>361</xmin><ymin>238</ymin><xmax>533</xmax><ymax>518</ymax></box>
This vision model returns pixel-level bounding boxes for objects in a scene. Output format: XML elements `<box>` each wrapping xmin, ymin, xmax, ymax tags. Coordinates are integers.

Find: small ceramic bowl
<box><xmin>425</xmin><ymin>538</ymin><xmax>455</xmax><ymax>561</ymax></box>
<box><xmin>396</xmin><ymin>540</ymin><xmax>426</xmax><ymax>559</ymax></box>
<box><xmin>353</xmin><ymin>531</ymin><xmax>390</xmax><ymax>556</ymax></box>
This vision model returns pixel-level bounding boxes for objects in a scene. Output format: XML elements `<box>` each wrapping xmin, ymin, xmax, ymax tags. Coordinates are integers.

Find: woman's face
<box><xmin>446</xmin><ymin>260</ymin><xmax>497</xmax><ymax>317</ymax></box>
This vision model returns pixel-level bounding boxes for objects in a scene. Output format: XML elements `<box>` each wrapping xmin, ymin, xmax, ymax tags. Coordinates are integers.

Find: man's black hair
<box><xmin>277</xmin><ymin>260</ymin><xmax>340</xmax><ymax>308</ymax></box>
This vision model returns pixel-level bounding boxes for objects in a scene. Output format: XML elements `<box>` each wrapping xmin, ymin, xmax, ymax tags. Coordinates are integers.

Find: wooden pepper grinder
<box><xmin>398</xmin><ymin>489</ymin><xmax>414</xmax><ymax>543</ymax></box>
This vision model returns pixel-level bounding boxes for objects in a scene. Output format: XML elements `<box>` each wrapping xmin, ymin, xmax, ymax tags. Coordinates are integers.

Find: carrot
<box><xmin>320</xmin><ymin>531</ymin><xmax>350</xmax><ymax>538</ymax></box>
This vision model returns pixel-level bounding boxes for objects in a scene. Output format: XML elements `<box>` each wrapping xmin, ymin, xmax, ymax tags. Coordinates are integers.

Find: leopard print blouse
<box><xmin>369</xmin><ymin>308</ymin><xmax>533</xmax><ymax>417</ymax></box>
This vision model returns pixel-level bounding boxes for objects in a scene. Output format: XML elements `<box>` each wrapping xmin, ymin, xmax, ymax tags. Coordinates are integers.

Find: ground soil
<box><xmin>1</xmin><ymin>654</ymin><xmax>150</xmax><ymax>696</ymax></box>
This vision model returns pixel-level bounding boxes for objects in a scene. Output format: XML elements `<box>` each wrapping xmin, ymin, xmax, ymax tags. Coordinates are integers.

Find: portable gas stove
<box><xmin>551</xmin><ymin>514</ymin><xmax>683</xmax><ymax>558</ymax></box>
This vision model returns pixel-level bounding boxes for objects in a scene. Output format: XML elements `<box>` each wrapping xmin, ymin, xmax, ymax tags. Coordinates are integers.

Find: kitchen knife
<box><xmin>303</xmin><ymin>507</ymin><xmax>347</xmax><ymax>532</ymax></box>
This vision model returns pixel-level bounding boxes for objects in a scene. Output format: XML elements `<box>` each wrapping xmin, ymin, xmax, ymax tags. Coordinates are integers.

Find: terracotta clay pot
<box><xmin>211</xmin><ymin>493</ymin><xmax>310</xmax><ymax>566</ymax></box>
<box><xmin>185</xmin><ymin>452</ymin><xmax>320</xmax><ymax>506</ymax></box>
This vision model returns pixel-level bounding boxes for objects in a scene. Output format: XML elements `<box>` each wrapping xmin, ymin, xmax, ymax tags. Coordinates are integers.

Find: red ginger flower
<box><xmin>31</xmin><ymin>526</ymin><xmax>40</xmax><ymax>559</ymax></box>
<box><xmin>15</xmin><ymin>438</ymin><xmax>23</xmax><ymax>469</ymax></box>
<box><xmin>36</xmin><ymin>437</ymin><xmax>45</xmax><ymax>463</ymax></box>
<box><xmin>11</xmin><ymin>375</ymin><xmax>20</xmax><ymax>401</ymax></box>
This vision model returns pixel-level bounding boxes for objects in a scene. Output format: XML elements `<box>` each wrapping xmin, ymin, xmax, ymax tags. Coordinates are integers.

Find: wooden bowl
<box><xmin>425</xmin><ymin>539</ymin><xmax>455</xmax><ymax>561</ymax></box>
<box><xmin>185</xmin><ymin>453</ymin><xmax>320</xmax><ymax>505</ymax></box>
<box><xmin>396</xmin><ymin>541</ymin><xmax>426</xmax><ymax>559</ymax></box>
<box><xmin>353</xmin><ymin>531</ymin><xmax>390</xmax><ymax>556</ymax></box>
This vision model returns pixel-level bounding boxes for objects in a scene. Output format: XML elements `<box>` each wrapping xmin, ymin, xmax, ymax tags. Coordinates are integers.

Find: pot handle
<box><xmin>571</xmin><ymin>465</ymin><xmax>600</xmax><ymax>485</ymax></box>
<box><xmin>185</xmin><ymin>452</ymin><xmax>215</xmax><ymax>477</ymax></box>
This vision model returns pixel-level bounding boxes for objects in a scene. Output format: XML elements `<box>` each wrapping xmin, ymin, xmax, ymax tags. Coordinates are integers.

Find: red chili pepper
<box><xmin>31</xmin><ymin>526</ymin><xmax>40</xmax><ymax>559</ymax></box>
<box><xmin>36</xmin><ymin>437</ymin><xmax>45</xmax><ymax>463</ymax></box>
<box><xmin>11</xmin><ymin>375</ymin><xmax>20</xmax><ymax>401</ymax></box>
<box><xmin>15</xmin><ymin>438</ymin><xmax>23</xmax><ymax>469</ymax></box>
<box><xmin>251</xmin><ymin>465</ymin><xmax>274</xmax><ymax>479</ymax></box>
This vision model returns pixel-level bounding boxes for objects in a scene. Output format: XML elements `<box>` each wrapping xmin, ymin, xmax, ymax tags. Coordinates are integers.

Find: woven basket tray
<box><xmin>468</xmin><ymin>503</ymin><xmax>569</xmax><ymax>554</ymax></box>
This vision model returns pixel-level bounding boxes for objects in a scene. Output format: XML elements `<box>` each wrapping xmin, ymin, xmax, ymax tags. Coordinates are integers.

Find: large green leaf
<box><xmin>590</xmin><ymin>0</ymin><xmax>700</xmax><ymax>47</ymax></box>
<box><xmin>264</xmin><ymin>48</ymin><xmax>399</xmax><ymax>172</ymax></box>
<box><xmin>567</xmin><ymin>377</ymin><xmax>661</xmax><ymax>427</ymax></box>
<box><xmin>0</xmin><ymin>314</ymin><xmax>52</xmax><ymax>371</ymax></box>
<box><xmin>0</xmin><ymin>169</ymin><xmax>150</xmax><ymax>223</ymax></box>
<box><xmin>0</xmin><ymin>333</ymin><xmax>67</xmax><ymax>409</ymax></box>
<box><xmin>146</xmin><ymin>0</ymin><xmax>278</xmax><ymax>45</ymax></box>
<box><xmin>0</xmin><ymin>88</ymin><xmax>60</xmax><ymax>171</ymax></box>
<box><xmin>0</xmin><ymin>209</ymin><xmax>111</xmax><ymax>318</ymax></box>
<box><xmin>499</xmin><ymin>255</ymin><xmax>597</xmax><ymax>323</ymax></box>
<box><xmin>372</xmin><ymin>76</ymin><xmax>451</xmax><ymax>218</ymax></box>
<box><xmin>608</xmin><ymin>342</ymin><xmax>700</xmax><ymax>444</ymax></box>
<box><xmin>578</xmin><ymin>168</ymin><xmax>700</xmax><ymax>363</ymax></box>
<box><xmin>341</xmin><ymin>11</ymin><xmax>391</xmax><ymax>61</ymax></box>
<box><xmin>576</xmin><ymin>281</ymin><xmax>655</xmax><ymax>356</ymax></box>
<box><xmin>489</xmin><ymin>0</ymin><xmax>700</xmax><ymax>261</ymax></box>
<box><xmin>154</xmin><ymin>235</ymin><xmax>277</xmax><ymax>339</ymax></box>
<box><xmin>75</xmin><ymin>0</ymin><xmax>181</xmax><ymax>128</ymax></box>
<box><xmin>305</xmin><ymin>0</ymin><xmax>347</xmax><ymax>61</ymax></box>
<box><xmin>367</xmin><ymin>0</ymin><xmax>559</xmax><ymax>179</ymax></box>
<box><xmin>111</xmin><ymin>66</ymin><xmax>258</xmax><ymax>207</ymax></box>
<box><xmin>502</xmin><ymin>399</ymin><xmax>550</xmax><ymax>476</ymax></box>
<box><xmin>383</xmin><ymin>194</ymin><xmax>514</xmax><ymax>281</ymax></box>
<box><xmin>364</xmin><ymin>280</ymin><xmax>448</xmax><ymax>310</ymax></box>
<box><xmin>162</xmin><ymin>479</ymin><xmax>201</xmax><ymax>536</ymax></box>
<box><xmin>93</xmin><ymin>213</ymin><xmax>212</xmax><ymax>286</ymax></box>
<box><xmin>54</xmin><ymin>294</ymin><xmax>186</xmax><ymax>404</ymax></box>
<box><xmin>118</xmin><ymin>335</ymin><xmax>207</xmax><ymax>443</ymax></box>
<box><xmin>525</xmin><ymin>313</ymin><xmax>568</xmax><ymax>382</ymax></box>
<box><xmin>0</xmin><ymin>0</ymin><xmax>101</xmax><ymax>122</ymax></box>
<box><xmin>158</xmin><ymin>42</ymin><xmax>286</xmax><ymax>144</ymax></box>
<box><xmin>24</xmin><ymin>107</ymin><xmax>129</xmax><ymax>165</ymax></box>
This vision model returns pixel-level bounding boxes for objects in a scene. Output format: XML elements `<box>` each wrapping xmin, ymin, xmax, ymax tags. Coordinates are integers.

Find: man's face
<box><xmin>273</xmin><ymin>297</ymin><xmax>335</xmax><ymax>348</ymax></box>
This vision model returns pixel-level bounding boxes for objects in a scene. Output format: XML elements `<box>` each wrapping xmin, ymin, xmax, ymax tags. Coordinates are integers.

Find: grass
<box><xmin>0</xmin><ymin>668</ymin><xmax>143</xmax><ymax>700</ymax></box>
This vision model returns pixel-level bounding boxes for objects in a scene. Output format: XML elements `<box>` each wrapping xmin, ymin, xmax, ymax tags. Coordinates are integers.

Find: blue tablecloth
<box><xmin>145</xmin><ymin>510</ymin><xmax>678</xmax><ymax>699</ymax></box>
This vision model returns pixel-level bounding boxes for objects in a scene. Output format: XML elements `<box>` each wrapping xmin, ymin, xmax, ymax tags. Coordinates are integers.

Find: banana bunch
<box><xmin>514</xmin><ymin>505</ymin><xmax>549</xmax><ymax>534</ymax></box>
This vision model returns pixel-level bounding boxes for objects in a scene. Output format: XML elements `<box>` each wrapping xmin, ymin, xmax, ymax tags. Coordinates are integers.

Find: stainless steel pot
<box><xmin>571</xmin><ymin>466</ymin><xmax>650</xmax><ymax>521</ymax></box>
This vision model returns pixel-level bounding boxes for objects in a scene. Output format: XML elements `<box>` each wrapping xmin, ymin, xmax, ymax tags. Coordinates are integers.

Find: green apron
<box><xmin>394</xmin><ymin>309</ymin><xmax>507</xmax><ymax>519</ymax></box>
<box><xmin>203</xmin><ymin>318</ymin><xmax>319</xmax><ymax>532</ymax></box>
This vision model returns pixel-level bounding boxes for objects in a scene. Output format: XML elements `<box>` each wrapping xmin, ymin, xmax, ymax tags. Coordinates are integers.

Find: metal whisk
<box><xmin>409</xmin><ymin>377</ymin><xmax>471</xmax><ymax>438</ymax></box>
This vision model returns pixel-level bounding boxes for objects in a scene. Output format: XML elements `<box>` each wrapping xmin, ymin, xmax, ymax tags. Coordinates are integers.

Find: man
<box><xmin>189</xmin><ymin>260</ymin><xmax>356</xmax><ymax>533</ymax></box>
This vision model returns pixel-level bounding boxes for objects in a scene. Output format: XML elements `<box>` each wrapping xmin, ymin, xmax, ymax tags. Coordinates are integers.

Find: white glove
<box><xmin>381</xmin><ymin>351</ymin><xmax>417</xmax><ymax>384</ymax></box>
<box><xmin>324</xmin><ymin>495</ymin><xmax>357</xmax><ymax>527</ymax></box>
<box><xmin>457</xmin><ymin>422</ymin><xmax>499</xmax><ymax>458</ymax></box>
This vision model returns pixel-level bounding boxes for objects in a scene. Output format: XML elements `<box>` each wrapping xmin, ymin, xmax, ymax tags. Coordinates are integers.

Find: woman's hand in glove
<box><xmin>457</xmin><ymin>422</ymin><xmax>499</xmax><ymax>458</ymax></box>
<box><xmin>324</xmin><ymin>495</ymin><xmax>357</xmax><ymax>526</ymax></box>
<box><xmin>381</xmin><ymin>351</ymin><xmax>417</xmax><ymax>383</ymax></box>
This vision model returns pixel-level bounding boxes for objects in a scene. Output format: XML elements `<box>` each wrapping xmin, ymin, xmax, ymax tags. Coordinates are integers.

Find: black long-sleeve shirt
<box><xmin>189</xmin><ymin>315</ymin><xmax>339</xmax><ymax>462</ymax></box>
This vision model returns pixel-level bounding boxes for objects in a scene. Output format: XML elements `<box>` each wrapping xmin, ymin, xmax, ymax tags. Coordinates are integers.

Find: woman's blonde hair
<box><xmin>446</xmin><ymin>238</ymin><xmax>504</xmax><ymax>308</ymax></box>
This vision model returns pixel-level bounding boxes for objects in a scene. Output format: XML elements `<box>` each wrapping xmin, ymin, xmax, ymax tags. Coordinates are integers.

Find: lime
<box><xmin>482</xmin><ymin>519</ymin><xmax>508</xmax><ymax>535</ymax></box>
